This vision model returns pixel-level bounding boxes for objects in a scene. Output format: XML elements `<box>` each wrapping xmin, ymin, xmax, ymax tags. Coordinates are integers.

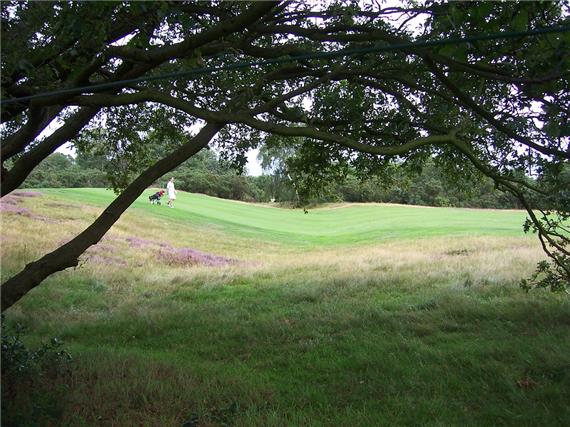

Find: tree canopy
<box><xmin>1</xmin><ymin>1</ymin><xmax>569</xmax><ymax>310</ymax></box>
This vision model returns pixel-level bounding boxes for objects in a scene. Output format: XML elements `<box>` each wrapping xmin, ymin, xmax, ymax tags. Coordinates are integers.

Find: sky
<box><xmin>246</xmin><ymin>149</ymin><xmax>263</xmax><ymax>176</ymax></box>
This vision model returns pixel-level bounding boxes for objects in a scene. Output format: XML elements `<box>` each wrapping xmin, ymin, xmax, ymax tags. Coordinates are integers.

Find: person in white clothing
<box><xmin>166</xmin><ymin>177</ymin><xmax>177</xmax><ymax>208</ymax></box>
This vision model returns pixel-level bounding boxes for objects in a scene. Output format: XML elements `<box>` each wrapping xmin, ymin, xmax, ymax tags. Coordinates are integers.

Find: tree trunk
<box><xmin>1</xmin><ymin>105</ymin><xmax>63</xmax><ymax>161</ymax></box>
<box><xmin>1</xmin><ymin>107</ymin><xmax>100</xmax><ymax>197</ymax></box>
<box><xmin>1</xmin><ymin>122</ymin><xmax>223</xmax><ymax>312</ymax></box>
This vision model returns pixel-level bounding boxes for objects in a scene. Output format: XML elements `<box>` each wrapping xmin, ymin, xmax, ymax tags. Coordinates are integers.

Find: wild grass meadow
<box><xmin>1</xmin><ymin>189</ymin><xmax>569</xmax><ymax>426</ymax></box>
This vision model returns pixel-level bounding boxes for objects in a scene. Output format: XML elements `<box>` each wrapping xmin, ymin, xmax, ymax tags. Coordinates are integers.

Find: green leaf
<box><xmin>544</xmin><ymin>121</ymin><xmax>561</xmax><ymax>138</ymax></box>
<box><xmin>470</xmin><ymin>3</ymin><xmax>494</xmax><ymax>26</ymax></box>
<box><xmin>438</xmin><ymin>43</ymin><xmax>468</xmax><ymax>62</ymax></box>
<box><xmin>438</xmin><ymin>44</ymin><xmax>456</xmax><ymax>57</ymax></box>
<box><xmin>558</xmin><ymin>124</ymin><xmax>570</xmax><ymax>137</ymax></box>
<box><xmin>512</xmin><ymin>9</ymin><xmax>528</xmax><ymax>32</ymax></box>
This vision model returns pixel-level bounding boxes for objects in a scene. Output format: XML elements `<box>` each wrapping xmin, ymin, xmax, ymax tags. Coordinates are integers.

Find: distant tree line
<box><xmin>19</xmin><ymin>152</ymin><xmax>109</xmax><ymax>188</ymax></box>
<box><xmin>256</xmin><ymin>161</ymin><xmax>522</xmax><ymax>209</ymax></box>
<box><xmin>21</xmin><ymin>150</ymin><xmax>521</xmax><ymax>209</ymax></box>
<box><xmin>314</xmin><ymin>164</ymin><xmax>522</xmax><ymax>209</ymax></box>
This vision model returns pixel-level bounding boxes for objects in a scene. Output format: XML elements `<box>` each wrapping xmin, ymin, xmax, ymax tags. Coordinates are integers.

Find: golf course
<box><xmin>1</xmin><ymin>188</ymin><xmax>569</xmax><ymax>426</ymax></box>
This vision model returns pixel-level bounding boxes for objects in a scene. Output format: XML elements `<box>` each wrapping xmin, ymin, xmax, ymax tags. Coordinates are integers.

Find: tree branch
<box><xmin>429</xmin><ymin>53</ymin><xmax>570</xmax><ymax>84</ymax></box>
<box><xmin>1</xmin><ymin>122</ymin><xmax>223</xmax><ymax>312</ymax></box>
<box><xmin>106</xmin><ymin>2</ymin><xmax>279</xmax><ymax>65</ymax></box>
<box><xmin>65</xmin><ymin>90</ymin><xmax>454</xmax><ymax>156</ymax></box>
<box><xmin>1</xmin><ymin>105</ymin><xmax>63</xmax><ymax>161</ymax></box>
<box><xmin>423</xmin><ymin>56</ymin><xmax>570</xmax><ymax>160</ymax></box>
<box><xmin>1</xmin><ymin>107</ymin><xmax>100</xmax><ymax>197</ymax></box>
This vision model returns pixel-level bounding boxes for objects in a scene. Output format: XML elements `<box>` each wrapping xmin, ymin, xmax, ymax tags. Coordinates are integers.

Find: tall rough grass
<box><xmin>1</xmin><ymin>190</ymin><xmax>568</xmax><ymax>426</ymax></box>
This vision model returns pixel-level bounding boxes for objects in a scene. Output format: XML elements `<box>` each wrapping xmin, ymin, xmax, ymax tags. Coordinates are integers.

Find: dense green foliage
<box><xmin>20</xmin><ymin>153</ymin><xmax>108</xmax><ymax>189</ymax></box>
<box><xmin>268</xmin><ymin>159</ymin><xmax>522</xmax><ymax>208</ymax></box>
<box><xmin>21</xmin><ymin>150</ymin><xmax>266</xmax><ymax>202</ymax></box>
<box><xmin>1</xmin><ymin>315</ymin><xmax>72</xmax><ymax>425</ymax></box>
<box><xmin>166</xmin><ymin>150</ymin><xmax>264</xmax><ymax>202</ymax></box>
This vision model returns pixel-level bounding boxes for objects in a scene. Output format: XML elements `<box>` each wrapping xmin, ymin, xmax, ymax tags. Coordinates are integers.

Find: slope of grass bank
<box><xmin>1</xmin><ymin>189</ymin><xmax>569</xmax><ymax>426</ymax></box>
<box><xmin>40</xmin><ymin>188</ymin><xmax>529</xmax><ymax>246</ymax></box>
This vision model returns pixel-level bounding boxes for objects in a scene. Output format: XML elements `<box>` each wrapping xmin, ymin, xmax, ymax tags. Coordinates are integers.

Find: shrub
<box><xmin>1</xmin><ymin>315</ymin><xmax>73</xmax><ymax>425</ymax></box>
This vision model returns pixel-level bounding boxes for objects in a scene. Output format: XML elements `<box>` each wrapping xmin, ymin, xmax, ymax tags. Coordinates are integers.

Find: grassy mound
<box><xmin>40</xmin><ymin>188</ymin><xmax>529</xmax><ymax>246</ymax></box>
<box><xmin>1</xmin><ymin>189</ymin><xmax>569</xmax><ymax>426</ymax></box>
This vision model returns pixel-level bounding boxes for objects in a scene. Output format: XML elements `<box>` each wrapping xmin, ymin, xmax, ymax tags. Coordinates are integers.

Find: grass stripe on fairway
<box><xmin>40</xmin><ymin>188</ymin><xmax>529</xmax><ymax>246</ymax></box>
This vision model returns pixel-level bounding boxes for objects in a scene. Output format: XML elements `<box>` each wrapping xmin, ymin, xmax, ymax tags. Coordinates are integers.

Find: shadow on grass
<box><xmin>4</xmin><ymin>283</ymin><xmax>570</xmax><ymax>426</ymax></box>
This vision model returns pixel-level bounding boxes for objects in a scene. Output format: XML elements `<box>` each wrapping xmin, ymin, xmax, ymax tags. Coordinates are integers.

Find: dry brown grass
<box><xmin>2</xmin><ymin>194</ymin><xmax>542</xmax><ymax>291</ymax></box>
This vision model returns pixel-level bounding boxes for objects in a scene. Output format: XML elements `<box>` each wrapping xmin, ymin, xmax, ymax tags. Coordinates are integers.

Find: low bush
<box><xmin>1</xmin><ymin>315</ymin><xmax>73</xmax><ymax>426</ymax></box>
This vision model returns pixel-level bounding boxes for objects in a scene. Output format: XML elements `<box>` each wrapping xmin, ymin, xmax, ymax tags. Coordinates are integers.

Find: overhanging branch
<box><xmin>424</xmin><ymin>56</ymin><xmax>570</xmax><ymax>160</ymax></box>
<box><xmin>1</xmin><ymin>122</ymin><xmax>223</xmax><ymax>312</ymax></box>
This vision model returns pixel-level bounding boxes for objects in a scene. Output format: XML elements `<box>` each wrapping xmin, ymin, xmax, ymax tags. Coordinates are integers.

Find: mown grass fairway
<box><xmin>1</xmin><ymin>189</ymin><xmax>569</xmax><ymax>426</ymax></box>
<box><xmin>40</xmin><ymin>188</ymin><xmax>529</xmax><ymax>246</ymax></box>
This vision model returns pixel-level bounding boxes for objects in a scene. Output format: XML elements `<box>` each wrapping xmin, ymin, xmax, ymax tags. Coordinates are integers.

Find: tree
<box><xmin>19</xmin><ymin>152</ymin><xmax>109</xmax><ymax>188</ymax></box>
<box><xmin>257</xmin><ymin>135</ymin><xmax>301</xmax><ymax>202</ymax></box>
<box><xmin>168</xmin><ymin>149</ymin><xmax>263</xmax><ymax>201</ymax></box>
<box><xmin>20</xmin><ymin>152</ymin><xmax>74</xmax><ymax>188</ymax></box>
<box><xmin>1</xmin><ymin>1</ymin><xmax>569</xmax><ymax>310</ymax></box>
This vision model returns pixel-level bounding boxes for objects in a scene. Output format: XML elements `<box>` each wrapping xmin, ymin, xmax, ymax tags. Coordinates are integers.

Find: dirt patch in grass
<box><xmin>43</xmin><ymin>202</ymin><xmax>77</xmax><ymax>209</ymax></box>
<box><xmin>445</xmin><ymin>248</ymin><xmax>471</xmax><ymax>256</ymax></box>
<box><xmin>11</xmin><ymin>190</ymin><xmax>43</xmax><ymax>198</ymax></box>
<box><xmin>122</xmin><ymin>235</ymin><xmax>234</xmax><ymax>267</ymax></box>
<box><xmin>0</xmin><ymin>202</ymin><xmax>31</xmax><ymax>216</ymax></box>
<box><xmin>125</xmin><ymin>236</ymin><xmax>168</xmax><ymax>248</ymax></box>
<box><xmin>157</xmin><ymin>246</ymin><xmax>235</xmax><ymax>267</ymax></box>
